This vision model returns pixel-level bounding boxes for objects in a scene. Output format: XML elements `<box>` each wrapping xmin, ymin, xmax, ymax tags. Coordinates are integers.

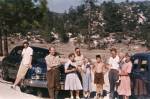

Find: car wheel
<box><xmin>36</xmin><ymin>89</ymin><xmax>43</xmax><ymax>97</ymax></box>
<box><xmin>20</xmin><ymin>82</ymin><xmax>27</xmax><ymax>92</ymax></box>
<box><xmin>1</xmin><ymin>66</ymin><xmax>9</xmax><ymax>81</ymax></box>
<box><xmin>20</xmin><ymin>85</ymin><xmax>33</xmax><ymax>94</ymax></box>
<box><xmin>20</xmin><ymin>81</ymin><xmax>32</xmax><ymax>94</ymax></box>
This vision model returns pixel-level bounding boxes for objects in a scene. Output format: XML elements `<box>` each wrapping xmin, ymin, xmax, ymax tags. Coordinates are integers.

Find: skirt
<box><xmin>82</xmin><ymin>73</ymin><xmax>92</xmax><ymax>91</ymax></box>
<box><xmin>117</xmin><ymin>76</ymin><xmax>131</xmax><ymax>96</ymax></box>
<box><xmin>65</xmin><ymin>73</ymin><xmax>83</xmax><ymax>90</ymax></box>
<box><xmin>17</xmin><ymin>64</ymin><xmax>29</xmax><ymax>79</ymax></box>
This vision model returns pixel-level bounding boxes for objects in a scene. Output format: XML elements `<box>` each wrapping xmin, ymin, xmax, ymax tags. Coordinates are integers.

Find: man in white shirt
<box><xmin>11</xmin><ymin>42</ymin><xmax>33</xmax><ymax>88</ymax></box>
<box><xmin>108</xmin><ymin>48</ymin><xmax>120</xmax><ymax>99</ymax></box>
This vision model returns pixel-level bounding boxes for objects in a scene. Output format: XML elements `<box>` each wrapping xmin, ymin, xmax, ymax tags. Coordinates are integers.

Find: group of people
<box><xmin>11</xmin><ymin>42</ymin><xmax>133</xmax><ymax>99</ymax></box>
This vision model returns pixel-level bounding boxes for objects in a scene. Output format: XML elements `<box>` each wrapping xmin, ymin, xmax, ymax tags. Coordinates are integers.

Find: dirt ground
<box><xmin>0</xmin><ymin>78</ymin><xmax>46</xmax><ymax>99</ymax></box>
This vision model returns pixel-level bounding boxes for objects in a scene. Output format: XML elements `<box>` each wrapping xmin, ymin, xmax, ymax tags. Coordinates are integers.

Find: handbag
<box><xmin>66</xmin><ymin>64</ymin><xmax>77</xmax><ymax>74</ymax></box>
<box><xmin>67</xmin><ymin>64</ymin><xmax>76</xmax><ymax>70</ymax></box>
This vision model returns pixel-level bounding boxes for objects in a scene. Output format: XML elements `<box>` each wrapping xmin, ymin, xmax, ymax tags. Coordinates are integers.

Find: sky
<box><xmin>48</xmin><ymin>0</ymin><xmax>148</xmax><ymax>13</ymax></box>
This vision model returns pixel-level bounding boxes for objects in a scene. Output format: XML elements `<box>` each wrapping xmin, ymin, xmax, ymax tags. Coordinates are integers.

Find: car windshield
<box><xmin>10</xmin><ymin>46</ymin><xmax>49</xmax><ymax>59</ymax></box>
<box><xmin>32</xmin><ymin>48</ymin><xmax>49</xmax><ymax>59</ymax></box>
<box><xmin>10</xmin><ymin>46</ymin><xmax>23</xmax><ymax>57</ymax></box>
<box><xmin>139</xmin><ymin>59</ymin><xmax>149</xmax><ymax>72</ymax></box>
<box><xmin>132</xmin><ymin>57</ymin><xmax>149</xmax><ymax>72</ymax></box>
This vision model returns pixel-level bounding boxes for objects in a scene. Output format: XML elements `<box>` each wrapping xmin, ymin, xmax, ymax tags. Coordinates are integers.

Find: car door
<box><xmin>5</xmin><ymin>47</ymin><xmax>23</xmax><ymax>79</ymax></box>
<box><xmin>132</xmin><ymin>56</ymin><xmax>150</xmax><ymax>96</ymax></box>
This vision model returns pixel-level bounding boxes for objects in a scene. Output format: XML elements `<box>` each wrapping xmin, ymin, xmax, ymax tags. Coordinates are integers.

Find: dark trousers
<box><xmin>109</xmin><ymin>69</ymin><xmax>119</xmax><ymax>99</ymax></box>
<box><xmin>47</xmin><ymin>68</ymin><xmax>60</xmax><ymax>99</ymax></box>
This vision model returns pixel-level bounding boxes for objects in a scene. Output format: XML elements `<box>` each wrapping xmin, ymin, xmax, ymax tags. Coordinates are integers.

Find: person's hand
<box><xmin>28</xmin><ymin>64</ymin><xmax>32</xmax><ymax>69</ymax></box>
<box><xmin>72</xmin><ymin>68</ymin><xmax>76</xmax><ymax>72</ymax></box>
<box><xmin>78</xmin><ymin>65</ymin><xmax>82</xmax><ymax>67</ymax></box>
<box><xmin>77</xmin><ymin>67</ymin><xmax>82</xmax><ymax>72</ymax></box>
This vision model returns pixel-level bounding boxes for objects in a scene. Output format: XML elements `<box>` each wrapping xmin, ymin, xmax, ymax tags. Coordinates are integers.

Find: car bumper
<box><xmin>22</xmin><ymin>79</ymin><xmax>65</xmax><ymax>90</ymax></box>
<box><xmin>22</xmin><ymin>79</ymin><xmax>47</xmax><ymax>88</ymax></box>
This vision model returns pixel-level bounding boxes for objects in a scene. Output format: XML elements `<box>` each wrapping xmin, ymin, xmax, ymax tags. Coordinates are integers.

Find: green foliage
<box><xmin>66</xmin><ymin>5</ymin><xmax>88</xmax><ymax>34</ymax></box>
<box><xmin>0</xmin><ymin>0</ymin><xmax>50</xmax><ymax>35</ymax></box>
<box><xmin>139</xmin><ymin>3</ymin><xmax>150</xmax><ymax>48</ymax></box>
<box><xmin>0</xmin><ymin>0</ymin><xmax>62</xmax><ymax>43</ymax></box>
<box><xmin>59</xmin><ymin>32</ymin><xmax>69</xmax><ymax>43</ymax></box>
<box><xmin>102</xmin><ymin>2</ymin><xmax>123</xmax><ymax>32</ymax></box>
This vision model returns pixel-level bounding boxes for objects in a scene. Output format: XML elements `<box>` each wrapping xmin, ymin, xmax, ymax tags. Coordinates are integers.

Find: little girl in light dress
<box><xmin>82</xmin><ymin>58</ymin><xmax>92</xmax><ymax>98</ymax></box>
<box><xmin>65</xmin><ymin>53</ymin><xmax>82</xmax><ymax>99</ymax></box>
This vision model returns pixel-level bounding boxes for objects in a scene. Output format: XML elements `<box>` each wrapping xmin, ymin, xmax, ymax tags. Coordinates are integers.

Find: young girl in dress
<box><xmin>82</xmin><ymin>58</ymin><xmax>92</xmax><ymax>98</ymax></box>
<box><xmin>65</xmin><ymin>53</ymin><xmax>82</xmax><ymax>99</ymax></box>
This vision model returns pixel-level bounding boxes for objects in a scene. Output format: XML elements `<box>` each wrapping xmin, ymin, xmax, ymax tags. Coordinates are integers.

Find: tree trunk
<box><xmin>0</xmin><ymin>32</ymin><xmax>3</xmax><ymax>56</ymax></box>
<box><xmin>3</xmin><ymin>32</ymin><xmax>8</xmax><ymax>56</ymax></box>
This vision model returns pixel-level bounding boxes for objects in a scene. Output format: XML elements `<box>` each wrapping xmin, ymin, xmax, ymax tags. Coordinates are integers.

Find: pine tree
<box><xmin>102</xmin><ymin>1</ymin><xmax>123</xmax><ymax>33</ymax></box>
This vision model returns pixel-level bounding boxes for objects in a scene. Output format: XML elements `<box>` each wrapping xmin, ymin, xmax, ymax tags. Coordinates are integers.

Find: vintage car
<box><xmin>131</xmin><ymin>52</ymin><xmax>150</xmax><ymax>97</ymax></box>
<box><xmin>0</xmin><ymin>46</ymin><xmax>66</xmax><ymax>96</ymax></box>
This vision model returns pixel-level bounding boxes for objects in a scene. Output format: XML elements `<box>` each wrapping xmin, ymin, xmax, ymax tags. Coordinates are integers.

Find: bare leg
<box><xmin>87</xmin><ymin>91</ymin><xmax>90</xmax><ymax>97</ymax></box>
<box><xmin>124</xmin><ymin>96</ymin><xmax>129</xmax><ymax>99</ymax></box>
<box><xmin>84</xmin><ymin>91</ymin><xmax>88</xmax><ymax>97</ymax></box>
<box><xmin>13</xmin><ymin>77</ymin><xmax>22</xmax><ymax>87</ymax></box>
<box><xmin>76</xmin><ymin>90</ymin><xmax>80</xmax><ymax>98</ymax></box>
<box><xmin>96</xmin><ymin>84</ymin><xmax>100</xmax><ymax>94</ymax></box>
<box><xmin>123</xmin><ymin>96</ymin><xmax>125</xmax><ymax>99</ymax></box>
<box><xmin>70</xmin><ymin>91</ymin><xmax>73</xmax><ymax>97</ymax></box>
<box><xmin>99</xmin><ymin>84</ymin><xmax>103</xmax><ymax>98</ymax></box>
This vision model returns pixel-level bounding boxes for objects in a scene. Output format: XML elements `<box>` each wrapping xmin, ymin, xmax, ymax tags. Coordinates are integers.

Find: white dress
<box><xmin>65</xmin><ymin>60</ymin><xmax>83</xmax><ymax>90</ymax></box>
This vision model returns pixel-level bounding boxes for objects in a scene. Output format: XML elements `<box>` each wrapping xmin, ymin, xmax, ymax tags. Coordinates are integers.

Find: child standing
<box><xmin>82</xmin><ymin>58</ymin><xmax>92</xmax><ymax>98</ymax></box>
<box><xmin>65</xmin><ymin>53</ymin><xmax>82</xmax><ymax>99</ymax></box>
<box><xmin>93</xmin><ymin>55</ymin><xmax>105</xmax><ymax>99</ymax></box>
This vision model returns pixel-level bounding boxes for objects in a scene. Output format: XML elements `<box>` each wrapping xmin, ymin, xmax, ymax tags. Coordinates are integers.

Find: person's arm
<box><xmin>21</xmin><ymin>49</ymin><xmax>24</xmax><ymax>57</ymax></box>
<box><xmin>92</xmin><ymin>64</ymin><xmax>96</xmax><ymax>73</ymax></box>
<box><xmin>105</xmin><ymin>63</ymin><xmax>110</xmax><ymax>70</ymax></box>
<box><xmin>65</xmin><ymin>67</ymin><xmax>76</xmax><ymax>73</ymax></box>
<box><xmin>119</xmin><ymin>62</ymin><xmax>132</xmax><ymax>76</ymax></box>
<box><xmin>102</xmin><ymin>63</ymin><xmax>106</xmax><ymax>74</ymax></box>
<box><xmin>82</xmin><ymin>64</ymin><xmax>86</xmax><ymax>73</ymax></box>
<box><xmin>29</xmin><ymin>55</ymin><xmax>32</xmax><ymax>68</ymax></box>
<box><xmin>45</xmin><ymin>56</ymin><xmax>53</xmax><ymax>70</ymax></box>
<box><xmin>117</xmin><ymin>56</ymin><xmax>120</xmax><ymax>63</ymax></box>
<box><xmin>50</xmin><ymin>56</ymin><xmax>62</xmax><ymax>68</ymax></box>
<box><xmin>107</xmin><ymin>57</ymin><xmax>112</xmax><ymax>68</ymax></box>
<box><xmin>28</xmin><ymin>49</ymin><xmax>33</xmax><ymax>68</ymax></box>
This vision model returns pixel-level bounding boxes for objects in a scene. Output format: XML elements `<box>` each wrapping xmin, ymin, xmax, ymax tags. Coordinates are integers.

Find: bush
<box><xmin>42</xmin><ymin>32</ymin><xmax>55</xmax><ymax>43</ymax></box>
<box><xmin>59</xmin><ymin>32</ymin><xmax>69</xmax><ymax>43</ymax></box>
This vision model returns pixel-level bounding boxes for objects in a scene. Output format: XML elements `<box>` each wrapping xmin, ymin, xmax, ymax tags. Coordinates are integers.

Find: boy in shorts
<box><xmin>93</xmin><ymin>55</ymin><xmax>105</xmax><ymax>99</ymax></box>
